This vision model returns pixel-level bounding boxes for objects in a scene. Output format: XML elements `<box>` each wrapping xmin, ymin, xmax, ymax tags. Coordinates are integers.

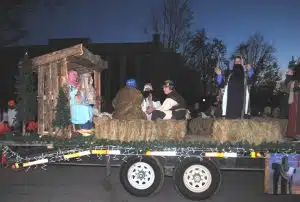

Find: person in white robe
<box><xmin>141</xmin><ymin>83</ymin><xmax>161</xmax><ymax>120</ymax></box>
<box><xmin>149</xmin><ymin>80</ymin><xmax>188</xmax><ymax>120</ymax></box>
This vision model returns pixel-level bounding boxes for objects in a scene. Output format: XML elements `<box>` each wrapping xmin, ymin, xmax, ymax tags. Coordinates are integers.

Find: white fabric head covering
<box><xmin>143</xmin><ymin>83</ymin><xmax>153</xmax><ymax>91</ymax></box>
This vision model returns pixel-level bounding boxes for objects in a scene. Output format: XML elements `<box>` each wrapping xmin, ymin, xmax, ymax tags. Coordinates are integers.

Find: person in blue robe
<box><xmin>68</xmin><ymin>70</ymin><xmax>94</xmax><ymax>130</ymax></box>
<box><xmin>69</xmin><ymin>85</ymin><xmax>94</xmax><ymax>129</ymax></box>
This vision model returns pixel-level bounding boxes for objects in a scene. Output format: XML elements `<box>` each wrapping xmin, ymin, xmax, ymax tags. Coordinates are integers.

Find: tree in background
<box><xmin>233</xmin><ymin>33</ymin><xmax>282</xmax><ymax>114</ymax></box>
<box><xmin>0</xmin><ymin>0</ymin><xmax>63</xmax><ymax>47</ymax></box>
<box><xmin>15</xmin><ymin>52</ymin><xmax>37</xmax><ymax>135</ymax></box>
<box><xmin>184</xmin><ymin>29</ymin><xmax>227</xmax><ymax>95</ymax></box>
<box><xmin>256</xmin><ymin>62</ymin><xmax>281</xmax><ymax>88</ymax></box>
<box><xmin>52</xmin><ymin>88</ymin><xmax>71</xmax><ymax>130</ymax></box>
<box><xmin>288</xmin><ymin>56</ymin><xmax>296</xmax><ymax>69</ymax></box>
<box><xmin>146</xmin><ymin>0</ymin><xmax>194</xmax><ymax>53</ymax></box>
<box><xmin>232</xmin><ymin>32</ymin><xmax>280</xmax><ymax>88</ymax></box>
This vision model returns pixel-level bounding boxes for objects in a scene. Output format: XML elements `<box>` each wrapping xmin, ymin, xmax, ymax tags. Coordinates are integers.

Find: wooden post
<box><xmin>31</xmin><ymin>44</ymin><xmax>108</xmax><ymax>137</ymax></box>
<box><xmin>51</xmin><ymin>62</ymin><xmax>59</xmax><ymax>107</ymax></box>
<box><xmin>59</xmin><ymin>58</ymin><xmax>68</xmax><ymax>88</ymax></box>
<box><xmin>94</xmin><ymin>70</ymin><xmax>101</xmax><ymax>111</ymax></box>
<box><xmin>120</xmin><ymin>56</ymin><xmax>127</xmax><ymax>88</ymax></box>
<box><xmin>43</xmin><ymin>66</ymin><xmax>49</xmax><ymax>133</ymax></box>
<box><xmin>264</xmin><ymin>153</ymin><xmax>270</xmax><ymax>194</ymax></box>
<box><xmin>37</xmin><ymin>66</ymin><xmax>45</xmax><ymax>135</ymax></box>
<box><xmin>47</xmin><ymin>63</ymin><xmax>53</xmax><ymax>136</ymax></box>
<box><xmin>51</xmin><ymin>62</ymin><xmax>59</xmax><ymax>134</ymax></box>
<box><xmin>61</xmin><ymin>58</ymin><xmax>72</xmax><ymax>138</ymax></box>
<box><xmin>106</xmin><ymin>56</ymin><xmax>112</xmax><ymax>102</ymax></box>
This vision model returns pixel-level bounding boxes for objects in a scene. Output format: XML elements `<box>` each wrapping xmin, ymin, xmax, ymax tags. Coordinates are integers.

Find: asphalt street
<box><xmin>0</xmin><ymin>166</ymin><xmax>298</xmax><ymax>202</ymax></box>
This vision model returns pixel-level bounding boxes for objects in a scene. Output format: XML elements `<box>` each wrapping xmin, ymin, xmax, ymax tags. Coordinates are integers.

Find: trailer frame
<box><xmin>1</xmin><ymin>140</ymin><xmax>298</xmax><ymax>201</ymax></box>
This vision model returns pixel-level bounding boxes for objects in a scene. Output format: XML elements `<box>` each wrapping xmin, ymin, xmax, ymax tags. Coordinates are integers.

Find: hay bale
<box><xmin>212</xmin><ymin>118</ymin><xmax>282</xmax><ymax>145</ymax></box>
<box><xmin>94</xmin><ymin>119</ymin><xmax>186</xmax><ymax>142</ymax></box>
<box><xmin>188</xmin><ymin>117</ymin><xmax>214</xmax><ymax>135</ymax></box>
<box><xmin>276</xmin><ymin>118</ymin><xmax>288</xmax><ymax>135</ymax></box>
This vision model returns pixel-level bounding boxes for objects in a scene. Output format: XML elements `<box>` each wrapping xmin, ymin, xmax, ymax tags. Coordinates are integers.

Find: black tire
<box><xmin>173</xmin><ymin>158</ymin><xmax>221</xmax><ymax>201</ymax></box>
<box><xmin>120</xmin><ymin>156</ymin><xmax>164</xmax><ymax>197</ymax></box>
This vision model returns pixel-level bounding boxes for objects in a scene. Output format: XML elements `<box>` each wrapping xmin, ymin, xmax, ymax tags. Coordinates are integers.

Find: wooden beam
<box><xmin>106</xmin><ymin>56</ymin><xmax>112</xmax><ymax>102</ymax></box>
<box><xmin>72</xmin><ymin>55</ymin><xmax>108</xmax><ymax>71</ymax></box>
<box><xmin>67</xmin><ymin>61</ymin><xmax>95</xmax><ymax>75</ymax></box>
<box><xmin>68</xmin><ymin>57</ymin><xmax>108</xmax><ymax>72</ymax></box>
<box><xmin>59</xmin><ymin>59</ymin><xmax>68</xmax><ymax>88</ymax></box>
<box><xmin>81</xmin><ymin>46</ymin><xmax>101</xmax><ymax>65</ymax></box>
<box><xmin>51</xmin><ymin>62</ymin><xmax>59</xmax><ymax>107</ymax></box>
<box><xmin>47</xmin><ymin>63</ymin><xmax>53</xmax><ymax>136</ymax></box>
<box><xmin>100</xmin><ymin>58</ymin><xmax>108</xmax><ymax>70</ymax></box>
<box><xmin>94</xmin><ymin>71</ymin><xmax>101</xmax><ymax>111</ymax></box>
<box><xmin>31</xmin><ymin>44</ymin><xmax>108</xmax><ymax>72</ymax></box>
<box><xmin>44</xmin><ymin>66</ymin><xmax>50</xmax><ymax>132</ymax></box>
<box><xmin>94</xmin><ymin>59</ymin><xmax>108</xmax><ymax>71</ymax></box>
<box><xmin>32</xmin><ymin>44</ymin><xmax>84</xmax><ymax>67</ymax></box>
<box><xmin>37</xmin><ymin>66</ymin><xmax>45</xmax><ymax>135</ymax></box>
<box><xmin>68</xmin><ymin>57</ymin><xmax>95</xmax><ymax>69</ymax></box>
<box><xmin>264</xmin><ymin>153</ymin><xmax>270</xmax><ymax>194</ymax></box>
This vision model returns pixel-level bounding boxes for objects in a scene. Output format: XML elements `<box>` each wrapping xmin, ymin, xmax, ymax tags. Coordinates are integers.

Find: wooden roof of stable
<box><xmin>31</xmin><ymin>44</ymin><xmax>108</xmax><ymax>71</ymax></box>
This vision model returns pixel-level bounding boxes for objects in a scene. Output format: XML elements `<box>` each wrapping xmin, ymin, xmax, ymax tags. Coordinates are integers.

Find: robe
<box><xmin>69</xmin><ymin>85</ymin><xmax>93</xmax><ymax>125</ymax></box>
<box><xmin>216</xmin><ymin>64</ymin><xmax>254</xmax><ymax>119</ymax></box>
<box><xmin>7</xmin><ymin>108</ymin><xmax>17</xmax><ymax>127</ymax></box>
<box><xmin>151</xmin><ymin>90</ymin><xmax>187</xmax><ymax>120</ymax></box>
<box><xmin>286</xmin><ymin>80</ymin><xmax>300</xmax><ymax>138</ymax></box>
<box><xmin>141</xmin><ymin>93</ymin><xmax>161</xmax><ymax>120</ymax></box>
<box><xmin>112</xmin><ymin>87</ymin><xmax>147</xmax><ymax>120</ymax></box>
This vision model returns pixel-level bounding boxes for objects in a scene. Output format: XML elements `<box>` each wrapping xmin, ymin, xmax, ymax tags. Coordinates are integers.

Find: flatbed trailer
<box><xmin>1</xmin><ymin>137</ymin><xmax>299</xmax><ymax>201</ymax></box>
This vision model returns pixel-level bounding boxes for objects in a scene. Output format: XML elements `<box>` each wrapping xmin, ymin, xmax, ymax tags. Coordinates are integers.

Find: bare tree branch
<box><xmin>233</xmin><ymin>32</ymin><xmax>279</xmax><ymax>88</ymax></box>
<box><xmin>147</xmin><ymin>0</ymin><xmax>194</xmax><ymax>52</ymax></box>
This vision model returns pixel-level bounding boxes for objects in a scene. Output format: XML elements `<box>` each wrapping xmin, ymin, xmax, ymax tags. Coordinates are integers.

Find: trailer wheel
<box><xmin>120</xmin><ymin>156</ymin><xmax>164</xmax><ymax>197</ymax></box>
<box><xmin>173</xmin><ymin>158</ymin><xmax>221</xmax><ymax>201</ymax></box>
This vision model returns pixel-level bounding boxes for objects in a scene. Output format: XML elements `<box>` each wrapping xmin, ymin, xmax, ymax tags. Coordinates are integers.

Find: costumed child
<box><xmin>141</xmin><ymin>83</ymin><xmax>161</xmax><ymax>120</ymax></box>
<box><xmin>7</xmin><ymin>100</ymin><xmax>17</xmax><ymax>129</ymax></box>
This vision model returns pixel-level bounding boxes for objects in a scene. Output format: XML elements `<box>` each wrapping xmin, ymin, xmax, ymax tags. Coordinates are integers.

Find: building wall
<box><xmin>0</xmin><ymin>38</ymin><xmax>185</xmax><ymax>111</ymax></box>
<box><xmin>99</xmin><ymin>52</ymin><xmax>184</xmax><ymax>112</ymax></box>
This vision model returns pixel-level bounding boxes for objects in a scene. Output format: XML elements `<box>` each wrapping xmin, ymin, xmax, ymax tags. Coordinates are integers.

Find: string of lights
<box><xmin>1</xmin><ymin>142</ymin><xmax>298</xmax><ymax>172</ymax></box>
<box><xmin>0</xmin><ymin>145</ymin><xmax>24</xmax><ymax>163</ymax></box>
<box><xmin>0</xmin><ymin>133</ymin><xmax>298</xmax><ymax>171</ymax></box>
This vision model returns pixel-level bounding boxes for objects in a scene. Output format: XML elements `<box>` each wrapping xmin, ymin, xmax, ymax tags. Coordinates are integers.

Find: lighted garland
<box><xmin>0</xmin><ymin>133</ymin><xmax>298</xmax><ymax>154</ymax></box>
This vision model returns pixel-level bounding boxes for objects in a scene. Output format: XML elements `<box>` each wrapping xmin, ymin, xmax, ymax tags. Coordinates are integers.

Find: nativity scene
<box><xmin>28</xmin><ymin>44</ymin><xmax>188</xmax><ymax>141</ymax></box>
<box><xmin>30</xmin><ymin>44</ymin><xmax>107</xmax><ymax>137</ymax></box>
<box><xmin>19</xmin><ymin>44</ymin><xmax>284</xmax><ymax>145</ymax></box>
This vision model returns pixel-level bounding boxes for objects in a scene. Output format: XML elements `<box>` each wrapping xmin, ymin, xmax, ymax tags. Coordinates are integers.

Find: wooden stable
<box><xmin>31</xmin><ymin>44</ymin><xmax>108</xmax><ymax>136</ymax></box>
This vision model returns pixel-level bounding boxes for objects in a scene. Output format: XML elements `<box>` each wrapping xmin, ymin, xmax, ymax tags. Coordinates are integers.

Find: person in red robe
<box><xmin>286</xmin><ymin>65</ymin><xmax>300</xmax><ymax>139</ymax></box>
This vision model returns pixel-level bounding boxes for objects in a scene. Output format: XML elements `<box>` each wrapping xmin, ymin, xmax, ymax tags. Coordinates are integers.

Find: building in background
<box><xmin>0</xmin><ymin>35</ymin><xmax>185</xmax><ymax>112</ymax></box>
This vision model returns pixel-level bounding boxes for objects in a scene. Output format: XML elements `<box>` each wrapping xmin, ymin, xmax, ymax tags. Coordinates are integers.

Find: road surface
<box><xmin>0</xmin><ymin>166</ymin><xmax>297</xmax><ymax>202</ymax></box>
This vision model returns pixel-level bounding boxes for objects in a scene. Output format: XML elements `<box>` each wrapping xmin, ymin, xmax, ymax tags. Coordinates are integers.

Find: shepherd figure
<box><xmin>215</xmin><ymin>56</ymin><xmax>254</xmax><ymax>119</ymax></box>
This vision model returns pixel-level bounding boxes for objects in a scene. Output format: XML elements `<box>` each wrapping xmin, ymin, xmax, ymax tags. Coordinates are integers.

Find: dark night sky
<box><xmin>20</xmin><ymin>0</ymin><xmax>300</xmax><ymax>69</ymax></box>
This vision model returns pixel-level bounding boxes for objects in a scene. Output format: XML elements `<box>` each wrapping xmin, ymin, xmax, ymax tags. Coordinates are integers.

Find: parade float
<box><xmin>0</xmin><ymin>44</ymin><xmax>299</xmax><ymax>201</ymax></box>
